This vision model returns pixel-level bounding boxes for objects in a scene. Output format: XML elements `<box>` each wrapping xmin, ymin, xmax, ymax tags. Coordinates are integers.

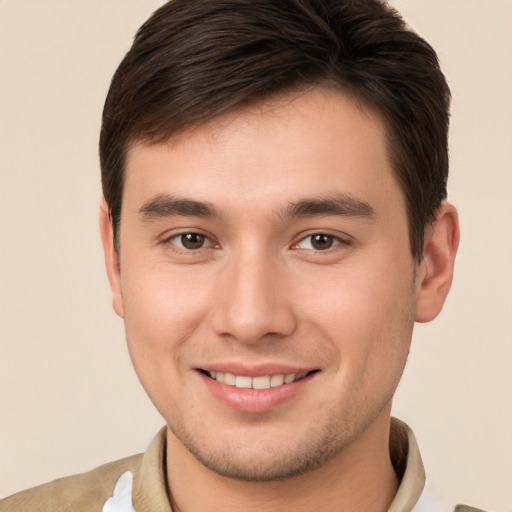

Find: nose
<box><xmin>211</xmin><ymin>248</ymin><xmax>297</xmax><ymax>344</ymax></box>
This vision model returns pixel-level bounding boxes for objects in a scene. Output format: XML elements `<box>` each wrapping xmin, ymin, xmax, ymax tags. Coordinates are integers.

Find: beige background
<box><xmin>1</xmin><ymin>1</ymin><xmax>511</xmax><ymax>509</ymax></box>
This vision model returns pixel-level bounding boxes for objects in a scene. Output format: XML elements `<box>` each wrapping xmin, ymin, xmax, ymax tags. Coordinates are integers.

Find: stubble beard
<box><xmin>166</xmin><ymin>391</ymin><xmax>398</xmax><ymax>482</ymax></box>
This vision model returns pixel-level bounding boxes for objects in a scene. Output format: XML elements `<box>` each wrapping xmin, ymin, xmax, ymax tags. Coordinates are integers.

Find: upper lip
<box><xmin>195</xmin><ymin>362</ymin><xmax>316</xmax><ymax>377</ymax></box>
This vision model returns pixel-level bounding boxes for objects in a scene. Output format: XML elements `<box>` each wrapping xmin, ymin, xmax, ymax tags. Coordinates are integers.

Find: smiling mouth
<box><xmin>200</xmin><ymin>370</ymin><xmax>317</xmax><ymax>390</ymax></box>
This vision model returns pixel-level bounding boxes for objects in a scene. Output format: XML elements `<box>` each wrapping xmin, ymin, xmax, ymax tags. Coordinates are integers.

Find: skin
<box><xmin>101</xmin><ymin>88</ymin><xmax>459</xmax><ymax>511</ymax></box>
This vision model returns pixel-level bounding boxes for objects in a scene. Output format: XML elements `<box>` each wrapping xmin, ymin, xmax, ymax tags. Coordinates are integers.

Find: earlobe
<box><xmin>99</xmin><ymin>199</ymin><xmax>125</xmax><ymax>318</ymax></box>
<box><xmin>414</xmin><ymin>202</ymin><xmax>460</xmax><ymax>323</ymax></box>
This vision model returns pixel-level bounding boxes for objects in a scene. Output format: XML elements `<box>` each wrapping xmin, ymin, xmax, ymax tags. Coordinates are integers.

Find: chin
<box><xmin>168</xmin><ymin>413</ymin><xmax>365</xmax><ymax>482</ymax></box>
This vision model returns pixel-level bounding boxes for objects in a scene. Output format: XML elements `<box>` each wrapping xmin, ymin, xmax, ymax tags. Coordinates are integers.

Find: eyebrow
<box><xmin>139</xmin><ymin>194</ymin><xmax>221</xmax><ymax>221</ymax></box>
<box><xmin>138</xmin><ymin>193</ymin><xmax>376</xmax><ymax>222</ymax></box>
<box><xmin>280</xmin><ymin>194</ymin><xmax>376</xmax><ymax>220</ymax></box>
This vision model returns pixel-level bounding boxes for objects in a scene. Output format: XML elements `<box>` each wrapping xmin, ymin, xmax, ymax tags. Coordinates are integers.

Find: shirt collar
<box><xmin>132</xmin><ymin>426</ymin><xmax>172</xmax><ymax>511</ymax></box>
<box><xmin>387</xmin><ymin>417</ymin><xmax>427</xmax><ymax>511</ymax></box>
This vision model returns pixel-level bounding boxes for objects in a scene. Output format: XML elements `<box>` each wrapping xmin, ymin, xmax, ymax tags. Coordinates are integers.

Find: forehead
<box><xmin>123</xmin><ymin>88</ymin><xmax>402</xmax><ymax>219</ymax></box>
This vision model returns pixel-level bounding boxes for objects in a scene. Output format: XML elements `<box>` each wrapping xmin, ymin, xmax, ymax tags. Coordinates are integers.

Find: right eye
<box><xmin>166</xmin><ymin>232</ymin><xmax>214</xmax><ymax>250</ymax></box>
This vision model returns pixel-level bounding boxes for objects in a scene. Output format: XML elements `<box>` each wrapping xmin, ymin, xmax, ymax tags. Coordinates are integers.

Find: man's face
<box><xmin>112</xmin><ymin>88</ymin><xmax>420</xmax><ymax>480</ymax></box>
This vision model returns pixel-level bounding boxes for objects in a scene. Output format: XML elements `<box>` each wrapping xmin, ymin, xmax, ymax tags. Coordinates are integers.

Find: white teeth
<box><xmin>235</xmin><ymin>376</ymin><xmax>252</xmax><ymax>388</ymax></box>
<box><xmin>270</xmin><ymin>375</ymin><xmax>285</xmax><ymax>387</ymax></box>
<box><xmin>252</xmin><ymin>375</ymin><xmax>271</xmax><ymax>390</ymax></box>
<box><xmin>224</xmin><ymin>373</ymin><xmax>236</xmax><ymax>385</ymax></box>
<box><xmin>208</xmin><ymin>371</ymin><xmax>307</xmax><ymax>389</ymax></box>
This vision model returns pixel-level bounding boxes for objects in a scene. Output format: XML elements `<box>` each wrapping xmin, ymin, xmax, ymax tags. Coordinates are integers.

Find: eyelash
<box><xmin>163</xmin><ymin>232</ymin><xmax>217</xmax><ymax>252</ymax></box>
<box><xmin>292</xmin><ymin>233</ymin><xmax>349</xmax><ymax>252</ymax></box>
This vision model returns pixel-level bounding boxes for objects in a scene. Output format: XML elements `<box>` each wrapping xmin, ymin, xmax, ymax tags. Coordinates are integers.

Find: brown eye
<box><xmin>310</xmin><ymin>234</ymin><xmax>335</xmax><ymax>250</ymax></box>
<box><xmin>180</xmin><ymin>233</ymin><xmax>206</xmax><ymax>249</ymax></box>
<box><xmin>295</xmin><ymin>233</ymin><xmax>342</xmax><ymax>251</ymax></box>
<box><xmin>167</xmin><ymin>232</ymin><xmax>213</xmax><ymax>250</ymax></box>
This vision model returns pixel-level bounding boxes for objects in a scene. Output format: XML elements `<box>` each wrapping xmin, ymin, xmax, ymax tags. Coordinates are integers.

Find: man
<box><xmin>0</xmin><ymin>0</ymin><xmax>485</xmax><ymax>511</ymax></box>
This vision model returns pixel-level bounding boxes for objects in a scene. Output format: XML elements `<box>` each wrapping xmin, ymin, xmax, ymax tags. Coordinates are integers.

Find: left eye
<box><xmin>168</xmin><ymin>233</ymin><xmax>213</xmax><ymax>250</ymax></box>
<box><xmin>295</xmin><ymin>234</ymin><xmax>341</xmax><ymax>251</ymax></box>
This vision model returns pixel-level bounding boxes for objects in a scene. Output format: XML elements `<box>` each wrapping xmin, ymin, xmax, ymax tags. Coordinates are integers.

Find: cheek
<box><xmin>119</xmin><ymin>266</ymin><xmax>217</xmax><ymax>416</ymax></box>
<box><xmin>298</xmin><ymin>259</ymin><xmax>412</xmax><ymax>320</ymax></box>
<box><xmin>310</xmin><ymin>269</ymin><xmax>414</xmax><ymax>409</ymax></box>
<box><xmin>294</xmin><ymin>257</ymin><xmax>415</xmax><ymax>365</ymax></box>
<box><xmin>120</xmin><ymin>264</ymin><xmax>214</xmax><ymax>365</ymax></box>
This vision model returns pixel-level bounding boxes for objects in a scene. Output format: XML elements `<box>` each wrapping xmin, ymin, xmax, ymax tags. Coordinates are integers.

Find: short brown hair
<box><xmin>100</xmin><ymin>0</ymin><xmax>450</xmax><ymax>260</ymax></box>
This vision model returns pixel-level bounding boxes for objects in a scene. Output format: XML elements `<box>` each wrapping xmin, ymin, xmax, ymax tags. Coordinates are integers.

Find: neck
<box><xmin>166</xmin><ymin>412</ymin><xmax>399</xmax><ymax>512</ymax></box>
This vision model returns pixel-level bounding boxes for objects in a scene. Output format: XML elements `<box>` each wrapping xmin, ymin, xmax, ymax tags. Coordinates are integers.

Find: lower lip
<box><xmin>199</xmin><ymin>371</ymin><xmax>315</xmax><ymax>413</ymax></box>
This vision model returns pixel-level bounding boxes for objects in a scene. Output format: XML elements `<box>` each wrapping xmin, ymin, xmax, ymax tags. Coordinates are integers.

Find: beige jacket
<box><xmin>0</xmin><ymin>419</ymin><xmax>487</xmax><ymax>512</ymax></box>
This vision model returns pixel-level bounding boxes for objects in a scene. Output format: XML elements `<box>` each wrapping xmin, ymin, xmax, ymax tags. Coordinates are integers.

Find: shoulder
<box><xmin>0</xmin><ymin>454</ymin><xmax>142</xmax><ymax>512</ymax></box>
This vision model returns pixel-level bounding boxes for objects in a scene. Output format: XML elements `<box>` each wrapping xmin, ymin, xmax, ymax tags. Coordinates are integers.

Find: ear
<box><xmin>99</xmin><ymin>199</ymin><xmax>124</xmax><ymax>318</ymax></box>
<box><xmin>414</xmin><ymin>202</ymin><xmax>460</xmax><ymax>323</ymax></box>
